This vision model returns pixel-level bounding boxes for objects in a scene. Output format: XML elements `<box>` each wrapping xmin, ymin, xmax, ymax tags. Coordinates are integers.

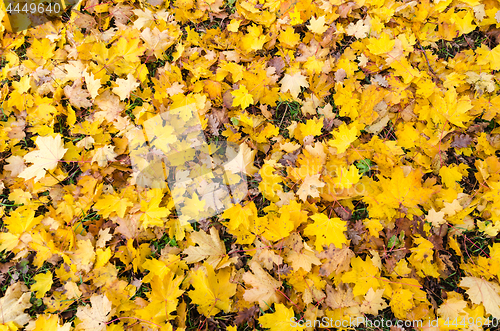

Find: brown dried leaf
<box><xmin>268</xmin><ymin>57</ymin><xmax>285</xmax><ymax>76</ymax></box>
<box><xmin>74</xmin><ymin>12</ymin><xmax>96</xmax><ymax>29</ymax></box>
<box><xmin>318</xmin><ymin>244</ymin><xmax>354</xmax><ymax>277</ymax></box>
<box><xmin>451</xmin><ymin>134</ymin><xmax>473</xmax><ymax>148</ymax></box>
<box><xmin>334</xmin><ymin>206</ymin><xmax>352</xmax><ymax>220</ymax></box>
<box><xmin>234</xmin><ymin>306</ymin><xmax>259</xmax><ymax>326</ymax></box>
<box><xmin>109</xmin><ymin>4</ymin><xmax>134</xmax><ymax>25</ymax></box>
<box><xmin>325</xmin><ymin>283</ymin><xmax>357</xmax><ymax>309</ymax></box>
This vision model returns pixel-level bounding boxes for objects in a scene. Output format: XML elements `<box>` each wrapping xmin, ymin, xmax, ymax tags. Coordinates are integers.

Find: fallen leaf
<box><xmin>18</xmin><ymin>134</ymin><xmax>68</xmax><ymax>182</ymax></box>
<box><xmin>75</xmin><ymin>294</ymin><xmax>113</xmax><ymax>331</ymax></box>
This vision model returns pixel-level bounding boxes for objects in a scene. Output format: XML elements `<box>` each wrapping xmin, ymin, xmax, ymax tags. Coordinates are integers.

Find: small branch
<box><xmin>416</xmin><ymin>40</ymin><xmax>443</xmax><ymax>84</ymax></box>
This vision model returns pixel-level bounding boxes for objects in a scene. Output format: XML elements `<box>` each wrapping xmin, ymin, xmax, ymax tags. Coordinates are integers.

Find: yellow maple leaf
<box><xmin>390</xmin><ymin>288</ymin><xmax>414</xmax><ymax>319</ymax></box>
<box><xmin>366</xmin><ymin>32</ymin><xmax>395</xmax><ymax>55</ymax></box>
<box><xmin>279</xmin><ymin>72</ymin><xmax>309</xmax><ymax>98</ymax></box>
<box><xmin>259</xmin><ymin>303</ymin><xmax>305</xmax><ymax>331</ymax></box>
<box><xmin>75</xmin><ymin>294</ymin><xmax>113</xmax><ymax>331</ymax></box>
<box><xmin>183</xmin><ymin>227</ymin><xmax>235</xmax><ymax>269</ymax></box>
<box><xmin>189</xmin><ymin>263</ymin><xmax>237</xmax><ymax>316</ymax></box>
<box><xmin>296</xmin><ymin>174</ymin><xmax>325</xmax><ymax>202</ymax></box>
<box><xmin>30</xmin><ymin>314</ymin><xmax>72</xmax><ymax>330</ymax></box>
<box><xmin>91</xmin><ymin>145</ymin><xmax>118</xmax><ymax>167</ymax></box>
<box><xmin>140</xmin><ymin>190</ymin><xmax>171</xmax><ymax>229</ymax></box>
<box><xmin>94</xmin><ymin>194</ymin><xmax>133</xmax><ymax>218</ymax></box>
<box><xmin>296</xmin><ymin>119</ymin><xmax>323</xmax><ymax>142</ymax></box>
<box><xmin>328</xmin><ymin>122</ymin><xmax>358</xmax><ymax>154</ymax></box>
<box><xmin>437</xmin><ymin>297</ymin><xmax>468</xmax><ymax>320</ymax></box>
<box><xmin>112</xmin><ymin>73</ymin><xmax>139</xmax><ymax>101</ymax></box>
<box><xmin>18</xmin><ymin>134</ymin><xmax>68</xmax><ymax>182</ymax></box>
<box><xmin>278</xmin><ymin>26</ymin><xmax>301</xmax><ymax>48</ymax></box>
<box><xmin>476</xmin><ymin>44</ymin><xmax>500</xmax><ymax>70</ymax></box>
<box><xmin>426</xmin><ymin>208</ymin><xmax>446</xmax><ymax>227</ymax></box>
<box><xmin>439</xmin><ymin>164</ymin><xmax>465</xmax><ymax>189</ymax></box>
<box><xmin>31</xmin><ymin>271</ymin><xmax>53</xmax><ymax>299</ymax></box>
<box><xmin>259</xmin><ymin>162</ymin><xmax>283</xmax><ymax>201</ymax></box>
<box><xmin>231</xmin><ymin>85</ymin><xmax>254</xmax><ymax>109</ymax></box>
<box><xmin>460</xmin><ymin>277</ymin><xmax>500</xmax><ymax>319</ymax></box>
<box><xmin>332</xmin><ymin>164</ymin><xmax>361</xmax><ymax>189</ymax></box>
<box><xmin>83</xmin><ymin>71</ymin><xmax>102</xmax><ymax>100</ymax></box>
<box><xmin>262</xmin><ymin>211</ymin><xmax>295</xmax><ymax>241</ymax></box>
<box><xmin>360</xmin><ymin>288</ymin><xmax>388</xmax><ymax>315</ymax></box>
<box><xmin>2</xmin><ymin>205</ymin><xmax>42</xmax><ymax>235</ymax></box>
<box><xmin>304</xmin><ymin>213</ymin><xmax>347</xmax><ymax>250</ymax></box>
<box><xmin>137</xmin><ymin>272</ymin><xmax>184</xmax><ymax>323</ymax></box>
<box><xmin>285</xmin><ymin>242</ymin><xmax>321</xmax><ymax>272</ymax></box>
<box><xmin>307</xmin><ymin>16</ymin><xmax>328</xmax><ymax>34</ymax></box>
<box><xmin>341</xmin><ymin>256</ymin><xmax>380</xmax><ymax>297</ymax></box>
<box><xmin>222</xmin><ymin>142</ymin><xmax>258</xmax><ymax>176</ymax></box>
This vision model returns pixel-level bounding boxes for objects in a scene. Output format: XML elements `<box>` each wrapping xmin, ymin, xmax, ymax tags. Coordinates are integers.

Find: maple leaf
<box><xmin>285</xmin><ymin>242</ymin><xmax>321</xmax><ymax>272</ymax></box>
<box><xmin>137</xmin><ymin>272</ymin><xmax>184</xmax><ymax>323</ymax></box>
<box><xmin>222</xmin><ymin>142</ymin><xmax>259</xmax><ymax>176</ymax></box>
<box><xmin>341</xmin><ymin>256</ymin><xmax>380</xmax><ymax>297</ymax></box>
<box><xmin>325</xmin><ymin>283</ymin><xmax>357</xmax><ymax>309</ymax></box>
<box><xmin>296</xmin><ymin>174</ymin><xmax>325</xmax><ymax>202</ymax></box>
<box><xmin>360</xmin><ymin>288</ymin><xmax>388</xmax><ymax>315</ymax></box>
<box><xmin>374</xmin><ymin>167</ymin><xmax>434</xmax><ymax>211</ymax></box>
<box><xmin>367</xmin><ymin>32</ymin><xmax>395</xmax><ymax>55</ymax></box>
<box><xmin>27</xmin><ymin>314</ymin><xmax>73</xmax><ymax>330</ymax></box>
<box><xmin>279</xmin><ymin>72</ymin><xmax>309</xmax><ymax>98</ymax></box>
<box><xmin>390</xmin><ymin>288</ymin><xmax>414</xmax><ymax>319</ymax></box>
<box><xmin>64</xmin><ymin>80</ymin><xmax>92</xmax><ymax>109</ymax></box>
<box><xmin>112</xmin><ymin>73</ymin><xmax>140</xmax><ymax>101</ymax></box>
<box><xmin>476</xmin><ymin>44</ymin><xmax>500</xmax><ymax>70</ymax></box>
<box><xmin>242</xmin><ymin>260</ymin><xmax>282</xmax><ymax>310</ymax></box>
<box><xmin>5</xmin><ymin>155</ymin><xmax>26</xmax><ymax>177</ymax></box>
<box><xmin>70</xmin><ymin>239</ymin><xmax>96</xmax><ymax>273</ymax></box>
<box><xmin>235</xmin><ymin>306</ymin><xmax>259</xmax><ymax>327</ymax></box>
<box><xmin>328</xmin><ymin>122</ymin><xmax>358</xmax><ymax>154</ymax></box>
<box><xmin>84</xmin><ymin>71</ymin><xmax>102</xmax><ymax>100</ymax></box>
<box><xmin>91</xmin><ymin>145</ymin><xmax>118</xmax><ymax>167</ymax></box>
<box><xmin>189</xmin><ymin>263</ymin><xmax>237</xmax><ymax>317</ymax></box>
<box><xmin>437</xmin><ymin>297</ymin><xmax>468</xmax><ymax>320</ymax></box>
<box><xmin>318</xmin><ymin>244</ymin><xmax>354</xmax><ymax>276</ymax></box>
<box><xmin>460</xmin><ymin>277</ymin><xmax>500</xmax><ymax>319</ymax></box>
<box><xmin>304</xmin><ymin>213</ymin><xmax>348</xmax><ymax>250</ymax></box>
<box><xmin>307</xmin><ymin>16</ymin><xmax>328</xmax><ymax>34</ymax></box>
<box><xmin>94</xmin><ymin>194</ymin><xmax>133</xmax><ymax>218</ymax></box>
<box><xmin>31</xmin><ymin>271</ymin><xmax>53</xmax><ymax>299</ymax></box>
<box><xmin>346</xmin><ymin>19</ymin><xmax>370</xmax><ymax>39</ymax></box>
<box><xmin>183</xmin><ymin>227</ymin><xmax>235</xmax><ymax>269</ymax></box>
<box><xmin>18</xmin><ymin>134</ymin><xmax>68</xmax><ymax>182</ymax></box>
<box><xmin>231</xmin><ymin>85</ymin><xmax>254</xmax><ymax>109</ymax></box>
<box><xmin>75</xmin><ymin>294</ymin><xmax>113</xmax><ymax>331</ymax></box>
<box><xmin>139</xmin><ymin>191</ymin><xmax>170</xmax><ymax>229</ymax></box>
<box><xmin>253</xmin><ymin>238</ymin><xmax>284</xmax><ymax>270</ymax></box>
<box><xmin>259</xmin><ymin>303</ymin><xmax>305</xmax><ymax>331</ymax></box>
<box><xmin>0</xmin><ymin>282</ymin><xmax>32</xmax><ymax>326</ymax></box>
<box><xmin>426</xmin><ymin>208</ymin><xmax>446</xmax><ymax>227</ymax></box>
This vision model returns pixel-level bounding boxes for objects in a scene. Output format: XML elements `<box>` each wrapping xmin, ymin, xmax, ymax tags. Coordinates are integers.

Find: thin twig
<box><xmin>416</xmin><ymin>40</ymin><xmax>443</xmax><ymax>84</ymax></box>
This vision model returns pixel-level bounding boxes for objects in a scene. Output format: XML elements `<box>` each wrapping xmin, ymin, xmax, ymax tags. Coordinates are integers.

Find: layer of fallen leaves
<box><xmin>1</xmin><ymin>0</ymin><xmax>500</xmax><ymax>330</ymax></box>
